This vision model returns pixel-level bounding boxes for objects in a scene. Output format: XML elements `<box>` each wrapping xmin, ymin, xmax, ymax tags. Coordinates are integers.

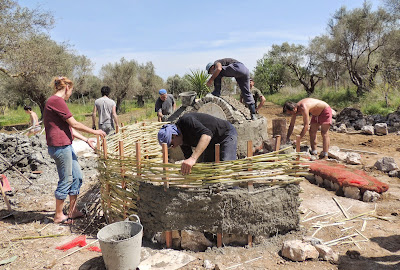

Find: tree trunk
<box><xmin>272</xmin><ymin>118</ymin><xmax>287</xmax><ymax>144</ymax></box>
<box><xmin>137</xmin><ymin>95</ymin><xmax>144</xmax><ymax>107</ymax></box>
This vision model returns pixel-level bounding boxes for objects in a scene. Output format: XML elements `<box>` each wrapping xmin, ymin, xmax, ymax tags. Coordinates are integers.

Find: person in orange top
<box><xmin>283</xmin><ymin>98</ymin><xmax>332</xmax><ymax>158</ymax></box>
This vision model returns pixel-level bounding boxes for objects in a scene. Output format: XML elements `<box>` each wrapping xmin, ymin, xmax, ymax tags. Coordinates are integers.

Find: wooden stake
<box><xmin>247</xmin><ymin>141</ymin><xmax>254</xmax><ymax>192</ymax></box>
<box><xmin>215</xmin><ymin>144</ymin><xmax>220</xmax><ymax>163</ymax></box>
<box><xmin>119</xmin><ymin>141</ymin><xmax>125</xmax><ymax>177</ymax></box>
<box><xmin>102</xmin><ymin>137</ymin><xmax>111</xmax><ymax>222</ymax></box>
<box><xmin>96</xmin><ymin>135</ymin><xmax>100</xmax><ymax>151</ymax></box>
<box><xmin>296</xmin><ymin>135</ymin><xmax>301</xmax><ymax>161</ymax></box>
<box><xmin>136</xmin><ymin>142</ymin><xmax>141</xmax><ymax>176</ymax></box>
<box><xmin>119</xmin><ymin>140</ymin><xmax>127</xmax><ymax>219</ymax></box>
<box><xmin>248</xmin><ymin>234</ymin><xmax>252</xmax><ymax>247</ymax></box>
<box><xmin>165</xmin><ymin>231</ymin><xmax>172</xmax><ymax>248</ymax></box>
<box><xmin>247</xmin><ymin>141</ymin><xmax>254</xmax><ymax>247</ymax></box>
<box><xmin>115</xmin><ymin>125</ymin><xmax>119</xmax><ymax>134</ymax></box>
<box><xmin>217</xmin><ymin>233</ymin><xmax>222</xmax><ymax>248</ymax></box>
<box><xmin>275</xmin><ymin>135</ymin><xmax>281</xmax><ymax>151</ymax></box>
<box><xmin>214</xmin><ymin>144</ymin><xmax>223</xmax><ymax>248</ymax></box>
<box><xmin>162</xmin><ymin>143</ymin><xmax>169</xmax><ymax>190</ymax></box>
<box><xmin>102</xmin><ymin>137</ymin><xmax>108</xmax><ymax>159</ymax></box>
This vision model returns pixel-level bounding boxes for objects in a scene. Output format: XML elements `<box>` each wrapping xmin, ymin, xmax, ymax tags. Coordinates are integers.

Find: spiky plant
<box><xmin>186</xmin><ymin>69</ymin><xmax>210</xmax><ymax>98</ymax></box>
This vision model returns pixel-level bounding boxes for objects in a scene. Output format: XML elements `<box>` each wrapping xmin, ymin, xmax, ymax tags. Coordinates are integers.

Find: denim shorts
<box><xmin>48</xmin><ymin>145</ymin><xmax>83</xmax><ymax>200</ymax></box>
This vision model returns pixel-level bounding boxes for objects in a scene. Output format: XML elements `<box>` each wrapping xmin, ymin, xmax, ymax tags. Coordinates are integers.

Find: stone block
<box><xmin>337</xmin><ymin>124</ymin><xmax>347</xmax><ymax>133</ymax></box>
<box><xmin>181</xmin><ymin>230</ymin><xmax>212</xmax><ymax>252</ymax></box>
<box><xmin>374</xmin><ymin>157</ymin><xmax>399</xmax><ymax>172</ymax></box>
<box><xmin>374</xmin><ymin>123</ymin><xmax>388</xmax><ymax>135</ymax></box>
<box><xmin>315</xmin><ymin>244</ymin><xmax>339</xmax><ymax>263</ymax></box>
<box><xmin>281</xmin><ymin>240</ymin><xmax>319</xmax><ymax>261</ymax></box>
<box><xmin>343</xmin><ymin>186</ymin><xmax>361</xmax><ymax>200</ymax></box>
<box><xmin>345</xmin><ymin>152</ymin><xmax>361</xmax><ymax>165</ymax></box>
<box><xmin>315</xmin><ymin>175</ymin><xmax>324</xmax><ymax>186</ymax></box>
<box><xmin>329</xmin><ymin>146</ymin><xmax>348</xmax><ymax>161</ymax></box>
<box><xmin>361</xmin><ymin>125</ymin><xmax>374</xmax><ymax>135</ymax></box>
<box><xmin>363</xmin><ymin>190</ymin><xmax>380</xmax><ymax>202</ymax></box>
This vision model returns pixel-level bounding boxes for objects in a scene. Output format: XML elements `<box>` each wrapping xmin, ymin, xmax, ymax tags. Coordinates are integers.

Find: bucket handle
<box><xmin>125</xmin><ymin>214</ymin><xmax>141</xmax><ymax>224</ymax></box>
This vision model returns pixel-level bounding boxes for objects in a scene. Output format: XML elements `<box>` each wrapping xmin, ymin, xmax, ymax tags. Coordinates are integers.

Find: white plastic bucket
<box><xmin>97</xmin><ymin>215</ymin><xmax>143</xmax><ymax>270</ymax></box>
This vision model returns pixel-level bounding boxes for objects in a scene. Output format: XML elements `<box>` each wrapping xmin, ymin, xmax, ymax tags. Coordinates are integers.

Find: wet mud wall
<box><xmin>138</xmin><ymin>183</ymin><xmax>301</xmax><ymax>237</ymax></box>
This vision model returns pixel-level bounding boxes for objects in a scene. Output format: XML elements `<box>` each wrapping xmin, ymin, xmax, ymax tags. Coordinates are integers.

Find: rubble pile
<box><xmin>0</xmin><ymin>133</ymin><xmax>98</xmax><ymax>208</ymax></box>
<box><xmin>333</xmin><ymin>107</ymin><xmax>400</xmax><ymax>134</ymax></box>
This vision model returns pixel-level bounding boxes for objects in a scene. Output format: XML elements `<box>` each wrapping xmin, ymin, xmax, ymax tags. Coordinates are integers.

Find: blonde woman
<box><xmin>44</xmin><ymin>76</ymin><xmax>106</xmax><ymax>224</ymax></box>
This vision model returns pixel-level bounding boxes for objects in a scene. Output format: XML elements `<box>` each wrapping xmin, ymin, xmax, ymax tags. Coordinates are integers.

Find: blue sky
<box><xmin>18</xmin><ymin>0</ymin><xmax>379</xmax><ymax>80</ymax></box>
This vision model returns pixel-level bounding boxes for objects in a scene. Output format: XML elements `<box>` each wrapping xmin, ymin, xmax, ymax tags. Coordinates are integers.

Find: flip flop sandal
<box><xmin>56</xmin><ymin>217</ymin><xmax>73</xmax><ymax>225</ymax></box>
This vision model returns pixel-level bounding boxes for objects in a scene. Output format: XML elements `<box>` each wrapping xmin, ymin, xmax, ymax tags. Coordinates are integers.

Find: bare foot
<box><xmin>70</xmin><ymin>210</ymin><xmax>85</xmax><ymax>219</ymax></box>
<box><xmin>54</xmin><ymin>214</ymin><xmax>72</xmax><ymax>224</ymax></box>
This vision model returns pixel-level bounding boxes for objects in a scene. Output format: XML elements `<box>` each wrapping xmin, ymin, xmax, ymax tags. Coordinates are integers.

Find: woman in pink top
<box><xmin>44</xmin><ymin>76</ymin><xmax>106</xmax><ymax>224</ymax></box>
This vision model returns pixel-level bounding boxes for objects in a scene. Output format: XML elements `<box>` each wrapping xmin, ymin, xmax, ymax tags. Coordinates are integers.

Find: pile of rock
<box><xmin>333</xmin><ymin>107</ymin><xmax>400</xmax><ymax>134</ymax></box>
<box><xmin>0</xmin><ymin>133</ymin><xmax>52</xmax><ymax>177</ymax></box>
<box><xmin>0</xmin><ymin>133</ymin><xmax>98</xmax><ymax>208</ymax></box>
<box><xmin>374</xmin><ymin>157</ymin><xmax>400</xmax><ymax>177</ymax></box>
<box><xmin>281</xmin><ymin>237</ymin><xmax>338</xmax><ymax>263</ymax></box>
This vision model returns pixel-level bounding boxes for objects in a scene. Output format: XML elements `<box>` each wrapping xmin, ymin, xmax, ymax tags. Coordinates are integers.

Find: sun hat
<box><xmin>159</xmin><ymin>89</ymin><xmax>167</xmax><ymax>95</ymax></box>
<box><xmin>157</xmin><ymin>124</ymin><xmax>179</xmax><ymax>147</ymax></box>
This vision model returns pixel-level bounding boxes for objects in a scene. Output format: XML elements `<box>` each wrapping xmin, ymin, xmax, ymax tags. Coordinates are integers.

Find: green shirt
<box><xmin>241</xmin><ymin>87</ymin><xmax>263</xmax><ymax>106</ymax></box>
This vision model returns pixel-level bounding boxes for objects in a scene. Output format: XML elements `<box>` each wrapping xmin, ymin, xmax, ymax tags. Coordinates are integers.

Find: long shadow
<box><xmin>338</xmin><ymin>254</ymin><xmax>400</xmax><ymax>270</ymax></box>
<box><xmin>370</xmin><ymin>235</ymin><xmax>400</xmax><ymax>253</ymax></box>
<box><xmin>338</xmin><ymin>235</ymin><xmax>400</xmax><ymax>270</ymax></box>
<box><xmin>0</xmin><ymin>209</ymin><xmax>52</xmax><ymax>224</ymax></box>
<box><xmin>79</xmin><ymin>256</ymin><xmax>106</xmax><ymax>270</ymax></box>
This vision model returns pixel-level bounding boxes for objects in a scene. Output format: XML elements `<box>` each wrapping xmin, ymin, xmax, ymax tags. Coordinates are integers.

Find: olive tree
<box><xmin>136</xmin><ymin>62</ymin><xmax>164</xmax><ymax>106</ymax></box>
<box><xmin>327</xmin><ymin>2</ymin><xmax>396</xmax><ymax>96</ymax></box>
<box><xmin>268</xmin><ymin>42</ymin><xmax>324</xmax><ymax>95</ymax></box>
<box><xmin>0</xmin><ymin>0</ymin><xmax>54</xmax><ymax>77</ymax></box>
<box><xmin>166</xmin><ymin>74</ymin><xmax>191</xmax><ymax>97</ymax></box>
<box><xmin>100</xmin><ymin>58</ymin><xmax>141</xmax><ymax>112</ymax></box>
<box><xmin>253</xmin><ymin>56</ymin><xmax>286</xmax><ymax>94</ymax></box>
<box><xmin>4</xmin><ymin>35</ymin><xmax>78</xmax><ymax>117</ymax></box>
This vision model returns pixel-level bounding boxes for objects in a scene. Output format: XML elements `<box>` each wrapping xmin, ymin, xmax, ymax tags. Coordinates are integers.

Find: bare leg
<box><xmin>309</xmin><ymin>123</ymin><xmax>319</xmax><ymax>152</ymax></box>
<box><xmin>54</xmin><ymin>199</ymin><xmax>68</xmax><ymax>223</ymax></box>
<box><xmin>68</xmin><ymin>194</ymin><xmax>83</xmax><ymax>219</ymax></box>
<box><xmin>320</xmin><ymin>124</ymin><xmax>330</xmax><ymax>153</ymax></box>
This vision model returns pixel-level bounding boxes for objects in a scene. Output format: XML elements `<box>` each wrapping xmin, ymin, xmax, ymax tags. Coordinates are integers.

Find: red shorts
<box><xmin>311</xmin><ymin>106</ymin><xmax>332</xmax><ymax>125</ymax></box>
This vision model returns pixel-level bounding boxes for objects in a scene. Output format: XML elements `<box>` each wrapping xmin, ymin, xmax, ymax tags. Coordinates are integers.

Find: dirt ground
<box><xmin>0</xmin><ymin>102</ymin><xmax>399</xmax><ymax>270</ymax></box>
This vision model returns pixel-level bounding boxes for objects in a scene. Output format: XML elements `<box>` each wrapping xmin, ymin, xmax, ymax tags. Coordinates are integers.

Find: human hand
<box><xmin>181</xmin><ymin>157</ymin><xmax>196</xmax><ymax>175</ymax></box>
<box><xmin>94</xmin><ymin>129</ymin><xmax>106</xmax><ymax>137</ymax></box>
<box><xmin>206</xmin><ymin>80</ymin><xmax>213</xmax><ymax>88</ymax></box>
<box><xmin>87</xmin><ymin>138</ymin><xmax>96</xmax><ymax>150</ymax></box>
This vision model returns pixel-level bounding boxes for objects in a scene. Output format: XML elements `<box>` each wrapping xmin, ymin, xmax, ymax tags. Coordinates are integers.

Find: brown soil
<box><xmin>1</xmin><ymin>102</ymin><xmax>399</xmax><ymax>270</ymax></box>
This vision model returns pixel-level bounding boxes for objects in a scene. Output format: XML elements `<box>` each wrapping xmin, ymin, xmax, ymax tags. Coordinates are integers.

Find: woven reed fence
<box><xmin>97</xmin><ymin>121</ymin><xmax>309</xmax><ymax>222</ymax></box>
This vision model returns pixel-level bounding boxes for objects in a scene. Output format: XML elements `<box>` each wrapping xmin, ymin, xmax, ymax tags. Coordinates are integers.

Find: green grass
<box><xmin>264</xmin><ymin>86</ymin><xmax>307</xmax><ymax>106</ymax></box>
<box><xmin>0</xmin><ymin>106</ymin><xmax>32</xmax><ymax>127</ymax></box>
